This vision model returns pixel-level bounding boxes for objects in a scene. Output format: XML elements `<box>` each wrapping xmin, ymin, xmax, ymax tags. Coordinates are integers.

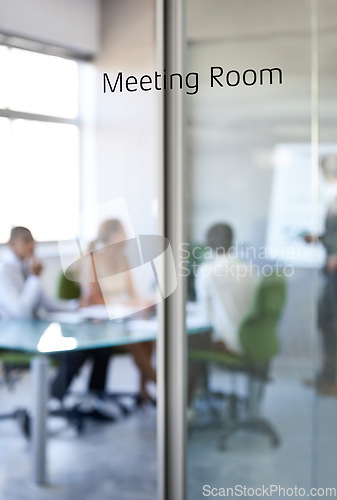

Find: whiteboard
<box><xmin>266</xmin><ymin>143</ymin><xmax>337</xmax><ymax>267</ymax></box>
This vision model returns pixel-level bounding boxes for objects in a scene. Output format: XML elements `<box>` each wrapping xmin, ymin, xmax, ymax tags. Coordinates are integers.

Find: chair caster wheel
<box><xmin>272</xmin><ymin>436</ymin><xmax>280</xmax><ymax>447</ymax></box>
<box><xmin>120</xmin><ymin>405</ymin><xmax>131</xmax><ymax>416</ymax></box>
<box><xmin>219</xmin><ymin>440</ymin><xmax>226</xmax><ymax>451</ymax></box>
<box><xmin>71</xmin><ymin>417</ymin><xmax>85</xmax><ymax>434</ymax></box>
<box><xmin>76</xmin><ymin>420</ymin><xmax>85</xmax><ymax>434</ymax></box>
<box><xmin>16</xmin><ymin>409</ymin><xmax>31</xmax><ymax>439</ymax></box>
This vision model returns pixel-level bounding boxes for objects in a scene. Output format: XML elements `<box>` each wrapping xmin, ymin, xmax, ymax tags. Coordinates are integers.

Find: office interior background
<box><xmin>0</xmin><ymin>0</ymin><xmax>337</xmax><ymax>499</ymax></box>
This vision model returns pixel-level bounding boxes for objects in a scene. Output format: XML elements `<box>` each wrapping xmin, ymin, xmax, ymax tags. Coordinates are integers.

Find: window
<box><xmin>0</xmin><ymin>46</ymin><xmax>80</xmax><ymax>242</ymax></box>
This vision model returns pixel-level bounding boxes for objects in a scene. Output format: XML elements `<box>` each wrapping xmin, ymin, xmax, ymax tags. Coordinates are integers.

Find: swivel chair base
<box><xmin>220</xmin><ymin>417</ymin><xmax>281</xmax><ymax>450</ymax></box>
<box><xmin>0</xmin><ymin>408</ymin><xmax>31</xmax><ymax>439</ymax></box>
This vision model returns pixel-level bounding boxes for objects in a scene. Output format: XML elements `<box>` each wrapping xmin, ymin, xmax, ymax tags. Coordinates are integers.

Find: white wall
<box><xmin>0</xmin><ymin>0</ymin><xmax>100</xmax><ymax>56</ymax></box>
<box><xmin>185</xmin><ymin>0</ymin><xmax>312</xmax><ymax>247</ymax></box>
<box><xmin>92</xmin><ymin>0</ymin><xmax>158</xmax><ymax>236</ymax></box>
<box><xmin>185</xmin><ymin>0</ymin><xmax>337</xmax><ymax>249</ymax></box>
<box><xmin>186</xmin><ymin>38</ymin><xmax>312</xmax><ymax>247</ymax></box>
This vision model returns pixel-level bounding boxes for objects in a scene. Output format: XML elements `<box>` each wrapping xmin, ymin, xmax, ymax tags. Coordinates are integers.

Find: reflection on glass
<box><xmin>37</xmin><ymin>322</ymin><xmax>77</xmax><ymax>352</ymax></box>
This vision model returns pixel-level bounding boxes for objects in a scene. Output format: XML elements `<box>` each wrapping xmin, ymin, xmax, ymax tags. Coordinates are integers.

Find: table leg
<box><xmin>31</xmin><ymin>356</ymin><xmax>49</xmax><ymax>485</ymax></box>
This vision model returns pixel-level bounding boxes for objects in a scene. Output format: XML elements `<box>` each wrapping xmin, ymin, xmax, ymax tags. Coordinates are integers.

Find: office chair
<box><xmin>0</xmin><ymin>348</ymin><xmax>87</xmax><ymax>437</ymax></box>
<box><xmin>0</xmin><ymin>351</ymin><xmax>31</xmax><ymax>390</ymax></box>
<box><xmin>189</xmin><ymin>272</ymin><xmax>286</xmax><ymax>449</ymax></box>
<box><xmin>0</xmin><ymin>272</ymin><xmax>121</xmax><ymax>440</ymax></box>
<box><xmin>0</xmin><ymin>351</ymin><xmax>32</xmax><ymax>437</ymax></box>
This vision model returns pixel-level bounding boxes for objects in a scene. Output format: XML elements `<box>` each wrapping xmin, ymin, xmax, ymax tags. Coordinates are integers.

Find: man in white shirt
<box><xmin>195</xmin><ymin>223</ymin><xmax>260</xmax><ymax>354</ymax></box>
<box><xmin>0</xmin><ymin>227</ymin><xmax>112</xmax><ymax>411</ymax></box>
<box><xmin>188</xmin><ymin>223</ymin><xmax>260</xmax><ymax>405</ymax></box>
<box><xmin>0</xmin><ymin>226</ymin><xmax>75</xmax><ymax>319</ymax></box>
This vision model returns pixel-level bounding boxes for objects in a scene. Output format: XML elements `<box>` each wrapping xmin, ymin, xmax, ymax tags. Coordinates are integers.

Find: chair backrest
<box><xmin>57</xmin><ymin>272</ymin><xmax>81</xmax><ymax>300</ymax></box>
<box><xmin>238</xmin><ymin>272</ymin><xmax>287</xmax><ymax>364</ymax></box>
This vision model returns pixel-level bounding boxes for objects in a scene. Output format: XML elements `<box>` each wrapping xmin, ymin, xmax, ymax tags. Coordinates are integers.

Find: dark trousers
<box><xmin>318</xmin><ymin>271</ymin><xmax>337</xmax><ymax>382</ymax></box>
<box><xmin>51</xmin><ymin>348</ymin><xmax>113</xmax><ymax>400</ymax></box>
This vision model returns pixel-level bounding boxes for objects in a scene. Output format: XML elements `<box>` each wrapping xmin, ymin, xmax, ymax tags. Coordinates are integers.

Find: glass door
<box><xmin>179</xmin><ymin>0</ymin><xmax>337</xmax><ymax>497</ymax></box>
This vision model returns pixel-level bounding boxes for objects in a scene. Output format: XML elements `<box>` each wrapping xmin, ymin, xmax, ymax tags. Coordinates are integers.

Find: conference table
<box><xmin>0</xmin><ymin>309</ymin><xmax>209</xmax><ymax>485</ymax></box>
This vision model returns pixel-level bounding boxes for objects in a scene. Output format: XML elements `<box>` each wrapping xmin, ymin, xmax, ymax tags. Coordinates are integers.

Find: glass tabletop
<box><xmin>0</xmin><ymin>312</ymin><xmax>210</xmax><ymax>354</ymax></box>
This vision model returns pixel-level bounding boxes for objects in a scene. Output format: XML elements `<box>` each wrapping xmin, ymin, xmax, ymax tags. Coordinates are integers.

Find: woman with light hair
<box><xmin>81</xmin><ymin>219</ymin><xmax>156</xmax><ymax>405</ymax></box>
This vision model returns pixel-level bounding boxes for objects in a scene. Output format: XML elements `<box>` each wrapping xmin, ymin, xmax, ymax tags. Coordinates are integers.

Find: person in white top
<box><xmin>195</xmin><ymin>223</ymin><xmax>260</xmax><ymax>354</ymax></box>
<box><xmin>188</xmin><ymin>223</ymin><xmax>260</xmax><ymax>405</ymax></box>
<box><xmin>81</xmin><ymin>219</ymin><xmax>156</xmax><ymax>405</ymax></box>
<box><xmin>0</xmin><ymin>226</ymin><xmax>77</xmax><ymax>319</ymax></box>
<box><xmin>0</xmin><ymin>227</ymin><xmax>114</xmax><ymax>413</ymax></box>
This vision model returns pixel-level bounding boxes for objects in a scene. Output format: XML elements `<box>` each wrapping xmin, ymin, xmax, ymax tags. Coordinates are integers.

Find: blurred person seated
<box><xmin>189</xmin><ymin>223</ymin><xmax>260</xmax><ymax>403</ymax></box>
<box><xmin>0</xmin><ymin>226</ymin><xmax>114</xmax><ymax>412</ymax></box>
<box><xmin>80</xmin><ymin>219</ymin><xmax>156</xmax><ymax>405</ymax></box>
<box><xmin>195</xmin><ymin>223</ymin><xmax>260</xmax><ymax>354</ymax></box>
<box><xmin>0</xmin><ymin>226</ymin><xmax>77</xmax><ymax>319</ymax></box>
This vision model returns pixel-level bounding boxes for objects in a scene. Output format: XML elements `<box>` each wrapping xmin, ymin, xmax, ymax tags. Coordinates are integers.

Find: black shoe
<box><xmin>84</xmin><ymin>407</ymin><xmax>117</xmax><ymax>422</ymax></box>
<box><xmin>135</xmin><ymin>394</ymin><xmax>157</xmax><ymax>408</ymax></box>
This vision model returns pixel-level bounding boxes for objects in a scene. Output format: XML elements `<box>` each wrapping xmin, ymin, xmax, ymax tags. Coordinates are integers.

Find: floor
<box><xmin>0</xmin><ymin>356</ymin><xmax>157</xmax><ymax>500</ymax></box>
<box><xmin>0</xmin><ymin>355</ymin><xmax>337</xmax><ymax>500</ymax></box>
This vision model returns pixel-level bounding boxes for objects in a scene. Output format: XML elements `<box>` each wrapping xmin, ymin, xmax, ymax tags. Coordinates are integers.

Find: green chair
<box><xmin>0</xmin><ymin>349</ymin><xmax>33</xmax><ymax>437</ymax></box>
<box><xmin>189</xmin><ymin>271</ymin><xmax>287</xmax><ymax>449</ymax></box>
<box><xmin>0</xmin><ymin>352</ymin><xmax>32</xmax><ymax>389</ymax></box>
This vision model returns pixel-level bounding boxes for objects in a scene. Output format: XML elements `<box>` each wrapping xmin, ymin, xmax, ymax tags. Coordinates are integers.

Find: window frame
<box><xmin>0</xmin><ymin>43</ymin><xmax>82</xmax><ymax>247</ymax></box>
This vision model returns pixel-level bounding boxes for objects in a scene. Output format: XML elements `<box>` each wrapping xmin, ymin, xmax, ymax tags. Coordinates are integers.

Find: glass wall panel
<box><xmin>0</xmin><ymin>2</ymin><xmax>158</xmax><ymax>499</ymax></box>
<box><xmin>316</xmin><ymin>1</ymin><xmax>337</xmax><ymax>491</ymax></box>
<box><xmin>184</xmin><ymin>1</ymin><xmax>327</xmax><ymax>497</ymax></box>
